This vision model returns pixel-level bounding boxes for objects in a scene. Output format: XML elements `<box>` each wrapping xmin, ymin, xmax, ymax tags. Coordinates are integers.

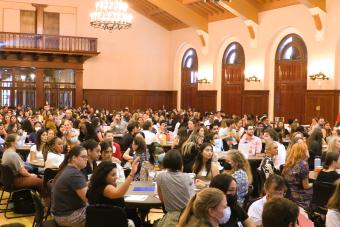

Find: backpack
<box><xmin>12</xmin><ymin>190</ymin><xmax>35</xmax><ymax>214</ymax></box>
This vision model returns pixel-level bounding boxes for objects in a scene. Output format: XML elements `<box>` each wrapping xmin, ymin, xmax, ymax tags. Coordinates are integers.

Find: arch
<box><xmin>221</xmin><ymin>42</ymin><xmax>245</xmax><ymax>115</ymax></box>
<box><xmin>274</xmin><ymin>33</ymin><xmax>307</xmax><ymax>123</ymax></box>
<box><xmin>181</xmin><ymin>48</ymin><xmax>198</xmax><ymax>109</ymax></box>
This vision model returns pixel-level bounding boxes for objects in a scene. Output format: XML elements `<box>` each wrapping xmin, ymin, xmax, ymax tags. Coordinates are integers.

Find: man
<box><xmin>81</xmin><ymin>139</ymin><xmax>101</xmax><ymax>177</ymax></box>
<box><xmin>103</xmin><ymin>130</ymin><xmax>122</xmax><ymax>163</ymax></box>
<box><xmin>110</xmin><ymin>113</ymin><xmax>127</xmax><ymax>134</ymax></box>
<box><xmin>141</xmin><ymin>120</ymin><xmax>158</xmax><ymax>145</ymax></box>
<box><xmin>119</xmin><ymin>121</ymin><xmax>139</xmax><ymax>152</ymax></box>
<box><xmin>248</xmin><ymin>174</ymin><xmax>286</xmax><ymax>226</ymax></box>
<box><xmin>263</xmin><ymin>128</ymin><xmax>286</xmax><ymax>169</ymax></box>
<box><xmin>262</xmin><ymin>197</ymin><xmax>299</xmax><ymax>227</ymax></box>
<box><xmin>238</xmin><ymin>124</ymin><xmax>262</xmax><ymax>156</ymax></box>
<box><xmin>262</xmin><ymin>116</ymin><xmax>272</xmax><ymax>130</ymax></box>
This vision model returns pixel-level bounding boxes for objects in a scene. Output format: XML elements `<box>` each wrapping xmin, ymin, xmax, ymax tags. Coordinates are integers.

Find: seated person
<box><xmin>210</xmin><ymin>174</ymin><xmax>255</xmax><ymax>227</ymax></box>
<box><xmin>100</xmin><ymin>140</ymin><xmax>125</xmax><ymax>182</ymax></box>
<box><xmin>156</xmin><ymin>150</ymin><xmax>194</xmax><ymax>226</ymax></box>
<box><xmin>103</xmin><ymin>130</ymin><xmax>122</xmax><ymax>163</ymax></box>
<box><xmin>86</xmin><ymin>158</ymin><xmax>140</xmax><ymax>226</ymax></box>
<box><xmin>81</xmin><ymin>139</ymin><xmax>101</xmax><ymax>177</ymax></box>
<box><xmin>316</xmin><ymin>151</ymin><xmax>340</xmax><ymax>184</ymax></box>
<box><xmin>27</xmin><ymin>129</ymin><xmax>48</xmax><ymax>162</ymax></box>
<box><xmin>326</xmin><ymin>180</ymin><xmax>340</xmax><ymax>227</ymax></box>
<box><xmin>262</xmin><ymin>197</ymin><xmax>299</xmax><ymax>227</ymax></box>
<box><xmin>44</xmin><ymin>137</ymin><xmax>65</xmax><ymax>169</ymax></box>
<box><xmin>51</xmin><ymin>145</ymin><xmax>88</xmax><ymax>227</ymax></box>
<box><xmin>248</xmin><ymin>174</ymin><xmax>285</xmax><ymax>226</ymax></box>
<box><xmin>259</xmin><ymin>141</ymin><xmax>279</xmax><ymax>179</ymax></box>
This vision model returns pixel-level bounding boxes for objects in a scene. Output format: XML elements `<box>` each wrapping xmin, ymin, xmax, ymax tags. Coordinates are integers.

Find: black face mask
<box><xmin>227</xmin><ymin>193</ymin><xmax>238</xmax><ymax>206</ymax></box>
<box><xmin>223</xmin><ymin>162</ymin><xmax>232</xmax><ymax>171</ymax></box>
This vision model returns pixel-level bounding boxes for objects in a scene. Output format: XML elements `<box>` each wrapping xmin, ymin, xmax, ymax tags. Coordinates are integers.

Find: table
<box><xmin>124</xmin><ymin>181</ymin><xmax>162</xmax><ymax>209</ymax></box>
<box><xmin>309</xmin><ymin>171</ymin><xmax>317</xmax><ymax>181</ymax></box>
<box><xmin>28</xmin><ymin>159</ymin><xmax>45</xmax><ymax>168</ymax></box>
<box><xmin>16</xmin><ymin>144</ymin><xmax>34</xmax><ymax>161</ymax></box>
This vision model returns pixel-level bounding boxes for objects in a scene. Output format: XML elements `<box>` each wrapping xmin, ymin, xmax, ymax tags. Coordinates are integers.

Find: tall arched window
<box><xmin>181</xmin><ymin>48</ymin><xmax>198</xmax><ymax>109</ymax></box>
<box><xmin>221</xmin><ymin>42</ymin><xmax>245</xmax><ymax>115</ymax></box>
<box><xmin>275</xmin><ymin>34</ymin><xmax>307</xmax><ymax>122</ymax></box>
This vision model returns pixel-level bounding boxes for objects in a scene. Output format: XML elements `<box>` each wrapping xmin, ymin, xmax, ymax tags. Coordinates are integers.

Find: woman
<box><xmin>177</xmin><ymin>188</ymin><xmax>227</xmax><ymax>227</ymax></box>
<box><xmin>282</xmin><ymin>142</ymin><xmax>312</xmax><ymax>208</ymax></box>
<box><xmin>326</xmin><ymin>136</ymin><xmax>340</xmax><ymax>154</ymax></box>
<box><xmin>326</xmin><ymin>180</ymin><xmax>340</xmax><ymax>227</ymax></box>
<box><xmin>51</xmin><ymin>145</ymin><xmax>88</xmax><ymax>227</ymax></box>
<box><xmin>259</xmin><ymin>141</ymin><xmax>278</xmax><ymax>179</ymax></box>
<box><xmin>47</xmin><ymin>128</ymin><xmax>56</xmax><ymax>141</ymax></box>
<box><xmin>2</xmin><ymin>133</ymin><xmax>43</xmax><ymax>191</ymax></box>
<box><xmin>316</xmin><ymin>151</ymin><xmax>340</xmax><ymax>184</ymax></box>
<box><xmin>224</xmin><ymin>150</ymin><xmax>252</xmax><ymax>205</ymax></box>
<box><xmin>27</xmin><ymin>129</ymin><xmax>48</xmax><ymax>162</ymax></box>
<box><xmin>181</xmin><ymin>133</ymin><xmax>201</xmax><ymax>173</ymax></box>
<box><xmin>307</xmin><ymin>127</ymin><xmax>323</xmax><ymax>170</ymax></box>
<box><xmin>6</xmin><ymin>122</ymin><xmax>19</xmax><ymax>134</ymax></box>
<box><xmin>193</xmin><ymin>143</ymin><xmax>219</xmax><ymax>189</ymax></box>
<box><xmin>27</xmin><ymin>122</ymin><xmax>43</xmax><ymax>144</ymax></box>
<box><xmin>86</xmin><ymin>158</ymin><xmax>140</xmax><ymax>226</ymax></box>
<box><xmin>156</xmin><ymin>150</ymin><xmax>194</xmax><ymax>227</ymax></box>
<box><xmin>44</xmin><ymin>137</ymin><xmax>65</xmax><ymax>169</ymax></box>
<box><xmin>210</xmin><ymin>174</ymin><xmax>256</xmax><ymax>227</ymax></box>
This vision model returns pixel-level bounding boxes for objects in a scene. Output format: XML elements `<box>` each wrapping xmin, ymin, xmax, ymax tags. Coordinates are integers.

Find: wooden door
<box><xmin>181</xmin><ymin>49</ymin><xmax>198</xmax><ymax>110</ymax></box>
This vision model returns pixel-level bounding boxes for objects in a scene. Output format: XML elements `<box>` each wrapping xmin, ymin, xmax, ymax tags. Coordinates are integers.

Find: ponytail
<box><xmin>177</xmin><ymin>194</ymin><xmax>197</xmax><ymax>227</ymax></box>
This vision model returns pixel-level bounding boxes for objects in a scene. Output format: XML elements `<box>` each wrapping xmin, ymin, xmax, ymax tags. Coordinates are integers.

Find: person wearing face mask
<box><xmin>259</xmin><ymin>141</ymin><xmax>279</xmax><ymax>179</ymax></box>
<box><xmin>66</xmin><ymin>129</ymin><xmax>80</xmax><ymax>150</ymax></box>
<box><xmin>178</xmin><ymin>188</ymin><xmax>227</xmax><ymax>227</ymax></box>
<box><xmin>210</xmin><ymin>174</ymin><xmax>256</xmax><ymax>227</ymax></box>
<box><xmin>248</xmin><ymin>174</ymin><xmax>286</xmax><ymax>227</ymax></box>
<box><xmin>27</xmin><ymin>122</ymin><xmax>43</xmax><ymax>144</ymax></box>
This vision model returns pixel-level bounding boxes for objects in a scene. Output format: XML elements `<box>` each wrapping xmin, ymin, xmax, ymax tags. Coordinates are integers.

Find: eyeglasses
<box><xmin>79</xmin><ymin>155</ymin><xmax>88</xmax><ymax>160</ymax></box>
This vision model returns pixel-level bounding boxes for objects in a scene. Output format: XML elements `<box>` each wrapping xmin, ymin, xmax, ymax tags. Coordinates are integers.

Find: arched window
<box><xmin>181</xmin><ymin>48</ymin><xmax>198</xmax><ymax>109</ymax></box>
<box><xmin>275</xmin><ymin>34</ymin><xmax>307</xmax><ymax>122</ymax></box>
<box><xmin>221</xmin><ymin>42</ymin><xmax>245</xmax><ymax>115</ymax></box>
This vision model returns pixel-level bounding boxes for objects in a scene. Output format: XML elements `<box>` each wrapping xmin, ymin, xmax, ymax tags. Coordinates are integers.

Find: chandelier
<box><xmin>90</xmin><ymin>0</ymin><xmax>133</xmax><ymax>31</ymax></box>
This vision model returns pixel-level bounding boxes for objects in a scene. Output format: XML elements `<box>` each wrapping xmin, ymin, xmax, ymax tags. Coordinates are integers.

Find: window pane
<box><xmin>0</xmin><ymin>68</ymin><xmax>13</xmax><ymax>82</ymax></box>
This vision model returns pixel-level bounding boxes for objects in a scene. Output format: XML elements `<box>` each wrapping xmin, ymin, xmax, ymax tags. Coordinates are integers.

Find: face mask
<box><xmin>35</xmin><ymin>127</ymin><xmax>41</xmax><ymax>132</ymax></box>
<box><xmin>214</xmin><ymin>139</ymin><xmax>221</xmax><ymax>146</ymax></box>
<box><xmin>223</xmin><ymin>162</ymin><xmax>232</xmax><ymax>171</ymax></box>
<box><xmin>227</xmin><ymin>193</ymin><xmax>238</xmax><ymax>206</ymax></box>
<box><xmin>70</xmin><ymin>136</ymin><xmax>78</xmax><ymax>144</ymax></box>
<box><xmin>219</xmin><ymin>206</ymin><xmax>232</xmax><ymax>224</ymax></box>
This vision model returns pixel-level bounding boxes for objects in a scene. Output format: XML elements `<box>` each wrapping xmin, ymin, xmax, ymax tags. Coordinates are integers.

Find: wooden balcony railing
<box><xmin>0</xmin><ymin>32</ymin><xmax>98</xmax><ymax>54</ymax></box>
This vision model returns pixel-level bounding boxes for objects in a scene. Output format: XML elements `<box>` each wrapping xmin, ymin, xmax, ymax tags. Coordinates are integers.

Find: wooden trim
<box><xmin>242</xmin><ymin>90</ymin><xmax>269</xmax><ymax>116</ymax></box>
<box><xmin>75</xmin><ymin>69</ymin><xmax>83</xmax><ymax>108</ymax></box>
<box><xmin>36</xmin><ymin>68</ymin><xmax>44</xmax><ymax>108</ymax></box>
<box><xmin>196</xmin><ymin>90</ymin><xmax>217</xmax><ymax>112</ymax></box>
<box><xmin>312</xmin><ymin>14</ymin><xmax>323</xmax><ymax>31</ymax></box>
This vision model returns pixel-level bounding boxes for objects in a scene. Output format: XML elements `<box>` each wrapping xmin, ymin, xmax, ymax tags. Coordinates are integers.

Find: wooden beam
<box><xmin>145</xmin><ymin>0</ymin><xmax>208</xmax><ymax>32</ymax></box>
<box><xmin>297</xmin><ymin>0</ymin><xmax>326</xmax><ymax>11</ymax></box>
<box><xmin>217</xmin><ymin>0</ymin><xmax>258</xmax><ymax>24</ymax></box>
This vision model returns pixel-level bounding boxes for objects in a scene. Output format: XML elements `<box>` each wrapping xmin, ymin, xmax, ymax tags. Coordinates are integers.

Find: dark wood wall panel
<box><xmin>196</xmin><ymin>90</ymin><xmax>217</xmax><ymax>113</ymax></box>
<box><xmin>83</xmin><ymin>89</ymin><xmax>177</xmax><ymax>111</ymax></box>
<box><xmin>305</xmin><ymin>90</ymin><xmax>339</xmax><ymax>124</ymax></box>
<box><xmin>242</xmin><ymin>90</ymin><xmax>269</xmax><ymax>116</ymax></box>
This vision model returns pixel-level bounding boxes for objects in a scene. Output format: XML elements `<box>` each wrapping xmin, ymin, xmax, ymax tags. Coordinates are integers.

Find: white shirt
<box><xmin>27</xmin><ymin>145</ymin><xmax>44</xmax><ymax>161</ymax></box>
<box><xmin>326</xmin><ymin>209</ymin><xmax>340</xmax><ymax>227</ymax></box>
<box><xmin>273</xmin><ymin>141</ymin><xmax>286</xmax><ymax>169</ymax></box>
<box><xmin>45</xmin><ymin>152</ymin><xmax>65</xmax><ymax>169</ymax></box>
<box><xmin>115</xmin><ymin>162</ymin><xmax>126</xmax><ymax>183</ymax></box>
<box><xmin>141</xmin><ymin>130</ymin><xmax>158</xmax><ymax>145</ymax></box>
<box><xmin>248</xmin><ymin>196</ymin><xmax>267</xmax><ymax>226</ymax></box>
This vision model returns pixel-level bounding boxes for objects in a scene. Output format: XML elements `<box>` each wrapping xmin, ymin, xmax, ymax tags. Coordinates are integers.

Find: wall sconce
<box><xmin>309</xmin><ymin>72</ymin><xmax>329</xmax><ymax>80</ymax></box>
<box><xmin>245</xmin><ymin>75</ymin><xmax>260</xmax><ymax>82</ymax></box>
<box><xmin>197</xmin><ymin>78</ymin><xmax>210</xmax><ymax>84</ymax></box>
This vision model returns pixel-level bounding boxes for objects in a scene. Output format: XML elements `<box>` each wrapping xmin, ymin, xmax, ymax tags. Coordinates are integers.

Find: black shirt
<box><xmin>221</xmin><ymin>204</ymin><xmax>249</xmax><ymax>227</ymax></box>
<box><xmin>81</xmin><ymin>160</ymin><xmax>98</xmax><ymax>180</ymax></box>
<box><xmin>120</xmin><ymin>133</ymin><xmax>134</xmax><ymax>152</ymax></box>
<box><xmin>87</xmin><ymin>184</ymin><xmax>125</xmax><ymax>209</ymax></box>
<box><xmin>316</xmin><ymin>170</ymin><xmax>340</xmax><ymax>184</ymax></box>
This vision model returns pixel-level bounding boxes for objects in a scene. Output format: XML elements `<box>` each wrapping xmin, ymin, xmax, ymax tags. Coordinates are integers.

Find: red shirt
<box><xmin>112</xmin><ymin>142</ymin><xmax>122</xmax><ymax>160</ymax></box>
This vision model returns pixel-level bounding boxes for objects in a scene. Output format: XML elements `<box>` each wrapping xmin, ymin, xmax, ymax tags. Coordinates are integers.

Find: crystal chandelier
<box><xmin>90</xmin><ymin>0</ymin><xmax>133</xmax><ymax>31</ymax></box>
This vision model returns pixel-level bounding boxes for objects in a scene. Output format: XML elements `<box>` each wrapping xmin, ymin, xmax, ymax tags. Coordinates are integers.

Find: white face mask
<box><xmin>70</xmin><ymin>136</ymin><xmax>78</xmax><ymax>144</ymax></box>
<box><xmin>35</xmin><ymin>127</ymin><xmax>41</xmax><ymax>132</ymax></box>
<box><xmin>219</xmin><ymin>206</ymin><xmax>231</xmax><ymax>224</ymax></box>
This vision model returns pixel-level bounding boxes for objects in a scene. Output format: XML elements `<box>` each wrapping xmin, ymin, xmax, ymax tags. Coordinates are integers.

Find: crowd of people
<box><xmin>0</xmin><ymin>102</ymin><xmax>340</xmax><ymax>227</ymax></box>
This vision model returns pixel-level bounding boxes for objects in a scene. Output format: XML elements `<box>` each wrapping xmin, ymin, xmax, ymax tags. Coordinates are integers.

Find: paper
<box><xmin>133</xmin><ymin>186</ymin><xmax>155</xmax><ymax>192</ymax></box>
<box><xmin>125</xmin><ymin>195</ymin><xmax>148</xmax><ymax>202</ymax></box>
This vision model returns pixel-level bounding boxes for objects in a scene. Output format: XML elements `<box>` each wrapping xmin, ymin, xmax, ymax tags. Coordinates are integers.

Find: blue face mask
<box><xmin>70</xmin><ymin>136</ymin><xmax>78</xmax><ymax>144</ymax></box>
<box><xmin>219</xmin><ymin>206</ymin><xmax>231</xmax><ymax>224</ymax></box>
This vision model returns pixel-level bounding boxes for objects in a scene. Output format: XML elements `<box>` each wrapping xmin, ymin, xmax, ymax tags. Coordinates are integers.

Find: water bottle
<box><xmin>314</xmin><ymin>156</ymin><xmax>321</xmax><ymax>169</ymax></box>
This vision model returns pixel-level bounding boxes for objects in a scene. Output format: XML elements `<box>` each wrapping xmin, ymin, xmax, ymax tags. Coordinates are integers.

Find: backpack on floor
<box><xmin>12</xmin><ymin>190</ymin><xmax>35</xmax><ymax>214</ymax></box>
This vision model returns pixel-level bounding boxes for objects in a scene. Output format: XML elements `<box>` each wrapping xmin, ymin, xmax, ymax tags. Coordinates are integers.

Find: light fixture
<box><xmin>245</xmin><ymin>75</ymin><xmax>260</xmax><ymax>82</ymax></box>
<box><xmin>197</xmin><ymin>78</ymin><xmax>210</xmax><ymax>84</ymax></box>
<box><xmin>309</xmin><ymin>72</ymin><xmax>329</xmax><ymax>80</ymax></box>
<box><xmin>204</xmin><ymin>0</ymin><xmax>232</xmax><ymax>3</ymax></box>
<box><xmin>90</xmin><ymin>0</ymin><xmax>133</xmax><ymax>31</ymax></box>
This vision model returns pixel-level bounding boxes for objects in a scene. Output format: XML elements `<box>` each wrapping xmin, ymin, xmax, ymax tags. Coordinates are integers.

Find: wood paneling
<box><xmin>242</xmin><ymin>90</ymin><xmax>269</xmax><ymax>116</ymax></box>
<box><xmin>305</xmin><ymin>90</ymin><xmax>339</xmax><ymax>124</ymax></box>
<box><xmin>83</xmin><ymin>89</ymin><xmax>177</xmax><ymax>111</ymax></box>
<box><xmin>196</xmin><ymin>90</ymin><xmax>217</xmax><ymax>113</ymax></box>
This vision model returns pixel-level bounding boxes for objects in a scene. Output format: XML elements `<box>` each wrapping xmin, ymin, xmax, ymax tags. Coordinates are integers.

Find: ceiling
<box><xmin>126</xmin><ymin>0</ymin><xmax>325</xmax><ymax>32</ymax></box>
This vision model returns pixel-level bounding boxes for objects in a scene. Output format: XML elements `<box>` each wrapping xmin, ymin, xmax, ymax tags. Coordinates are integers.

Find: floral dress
<box><xmin>232</xmin><ymin>169</ymin><xmax>248</xmax><ymax>205</ymax></box>
<box><xmin>284</xmin><ymin>160</ymin><xmax>313</xmax><ymax>208</ymax></box>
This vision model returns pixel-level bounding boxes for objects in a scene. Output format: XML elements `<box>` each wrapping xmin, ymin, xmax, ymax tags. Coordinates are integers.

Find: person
<box><xmin>282</xmin><ymin>142</ymin><xmax>312</xmax><ymax>208</ymax></box>
<box><xmin>181</xmin><ymin>133</ymin><xmax>201</xmax><ymax>173</ymax></box>
<box><xmin>81</xmin><ymin>139</ymin><xmax>101</xmax><ymax>177</ymax></box>
<box><xmin>44</xmin><ymin>137</ymin><xmax>65</xmax><ymax>169</ymax></box>
<box><xmin>51</xmin><ymin>145</ymin><xmax>88</xmax><ymax>227</ymax></box>
<box><xmin>238</xmin><ymin>125</ymin><xmax>262</xmax><ymax>156</ymax></box>
<box><xmin>120</xmin><ymin>121</ymin><xmax>139</xmax><ymax>152</ymax></box>
<box><xmin>27</xmin><ymin>129</ymin><xmax>48</xmax><ymax>162</ymax></box>
<box><xmin>262</xmin><ymin>197</ymin><xmax>299</xmax><ymax>227</ymax></box>
<box><xmin>259</xmin><ymin>141</ymin><xmax>278</xmax><ymax>179</ymax></box>
<box><xmin>1</xmin><ymin>133</ymin><xmax>43</xmax><ymax>193</ymax></box>
<box><xmin>103</xmin><ymin>130</ymin><xmax>122</xmax><ymax>163</ymax></box>
<box><xmin>307</xmin><ymin>127</ymin><xmax>323</xmax><ymax>170</ymax></box>
<box><xmin>156</xmin><ymin>150</ymin><xmax>194</xmax><ymax>227</ymax></box>
<box><xmin>224</xmin><ymin>149</ymin><xmax>253</xmax><ymax>205</ymax></box>
<box><xmin>86</xmin><ymin>158</ymin><xmax>140</xmax><ymax>227</ymax></box>
<box><xmin>192</xmin><ymin>143</ymin><xmax>219</xmax><ymax>189</ymax></box>
<box><xmin>248</xmin><ymin>174</ymin><xmax>286</xmax><ymax>226</ymax></box>
<box><xmin>210</xmin><ymin>174</ymin><xmax>255</xmax><ymax>227</ymax></box>
<box><xmin>326</xmin><ymin>180</ymin><xmax>340</xmax><ymax>227</ymax></box>
<box><xmin>177</xmin><ymin>188</ymin><xmax>227</xmax><ymax>227</ymax></box>
<box><xmin>263</xmin><ymin>128</ymin><xmax>286</xmax><ymax>169</ymax></box>
<box><xmin>316</xmin><ymin>151</ymin><xmax>340</xmax><ymax>184</ymax></box>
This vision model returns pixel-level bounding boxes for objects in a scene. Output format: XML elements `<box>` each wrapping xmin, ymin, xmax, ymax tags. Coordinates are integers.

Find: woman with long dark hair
<box><xmin>307</xmin><ymin>127</ymin><xmax>323</xmax><ymax>170</ymax></box>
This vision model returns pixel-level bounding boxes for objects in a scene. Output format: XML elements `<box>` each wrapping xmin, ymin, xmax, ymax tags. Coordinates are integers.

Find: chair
<box><xmin>31</xmin><ymin>191</ymin><xmax>45</xmax><ymax>227</ymax></box>
<box><xmin>41</xmin><ymin>220</ymin><xmax>61</xmax><ymax>227</ymax></box>
<box><xmin>86</xmin><ymin>204</ymin><xmax>128</xmax><ymax>227</ymax></box>
<box><xmin>43</xmin><ymin>168</ymin><xmax>59</xmax><ymax>220</ymax></box>
<box><xmin>309</xmin><ymin>181</ymin><xmax>336</xmax><ymax>215</ymax></box>
<box><xmin>0</xmin><ymin>164</ymin><xmax>35</xmax><ymax>219</ymax></box>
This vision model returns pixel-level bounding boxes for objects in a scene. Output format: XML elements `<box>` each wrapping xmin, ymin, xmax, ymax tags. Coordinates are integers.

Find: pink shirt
<box><xmin>239</xmin><ymin>135</ymin><xmax>262</xmax><ymax>155</ymax></box>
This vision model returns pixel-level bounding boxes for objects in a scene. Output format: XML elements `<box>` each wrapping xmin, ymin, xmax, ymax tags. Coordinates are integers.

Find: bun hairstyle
<box><xmin>5</xmin><ymin>133</ymin><xmax>17</xmax><ymax>149</ymax></box>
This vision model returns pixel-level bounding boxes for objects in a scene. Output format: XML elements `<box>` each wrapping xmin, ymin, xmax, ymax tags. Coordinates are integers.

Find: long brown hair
<box><xmin>192</xmin><ymin>143</ymin><xmax>213</xmax><ymax>175</ymax></box>
<box><xmin>283</xmin><ymin>142</ymin><xmax>308</xmax><ymax>175</ymax></box>
<box><xmin>327</xmin><ymin>180</ymin><xmax>340</xmax><ymax>212</ymax></box>
<box><xmin>224</xmin><ymin>149</ymin><xmax>253</xmax><ymax>184</ymax></box>
<box><xmin>178</xmin><ymin>188</ymin><xmax>225</xmax><ymax>227</ymax></box>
